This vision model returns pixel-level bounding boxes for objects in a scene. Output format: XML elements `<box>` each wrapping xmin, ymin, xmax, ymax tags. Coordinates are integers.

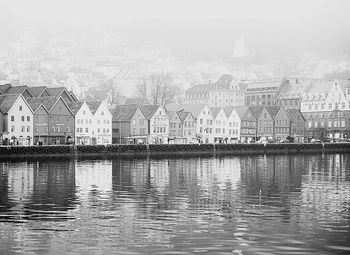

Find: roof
<box><xmin>224</xmin><ymin>107</ymin><xmax>235</xmax><ymax>117</ymax></box>
<box><xmin>279</xmin><ymin>78</ymin><xmax>313</xmax><ymax>98</ymax></box>
<box><xmin>139</xmin><ymin>105</ymin><xmax>160</xmax><ymax>120</ymax></box>
<box><xmin>286</xmin><ymin>109</ymin><xmax>304</xmax><ymax>121</ymax></box>
<box><xmin>0</xmin><ymin>84</ymin><xmax>12</xmax><ymax>94</ymax></box>
<box><xmin>210</xmin><ymin>107</ymin><xmax>221</xmax><ymax>119</ymax></box>
<box><xmin>26</xmin><ymin>97</ymin><xmax>48</xmax><ymax>112</ymax></box>
<box><xmin>86</xmin><ymin>101</ymin><xmax>102</xmax><ymax>115</ymax></box>
<box><xmin>246</xmin><ymin>77</ymin><xmax>285</xmax><ymax>91</ymax></box>
<box><xmin>67</xmin><ymin>102</ymin><xmax>84</xmax><ymax>115</ymax></box>
<box><xmin>125</xmin><ymin>97</ymin><xmax>149</xmax><ymax>105</ymax></box>
<box><xmin>249</xmin><ymin>106</ymin><xmax>264</xmax><ymax>119</ymax></box>
<box><xmin>178</xmin><ymin>111</ymin><xmax>190</xmax><ymax>122</ymax></box>
<box><xmin>265</xmin><ymin>106</ymin><xmax>282</xmax><ymax>118</ymax></box>
<box><xmin>4</xmin><ymin>85</ymin><xmax>32</xmax><ymax>95</ymax></box>
<box><xmin>48</xmin><ymin>87</ymin><xmax>68</xmax><ymax>96</ymax></box>
<box><xmin>29</xmin><ymin>86</ymin><xmax>50</xmax><ymax>97</ymax></box>
<box><xmin>0</xmin><ymin>94</ymin><xmax>20</xmax><ymax>113</ymax></box>
<box><xmin>234</xmin><ymin>106</ymin><xmax>249</xmax><ymax>119</ymax></box>
<box><xmin>41</xmin><ymin>96</ymin><xmax>61</xmax><ymax>111</ymax></box>
<box><xmin>176</xmin><ymin>104</ymin><xmax>208</xmax><ymax>118</ymax></box>
<box><xmin>112</xmin><ymin>104</ymin><xmax>138</xmax><ymax>121</ymax></box>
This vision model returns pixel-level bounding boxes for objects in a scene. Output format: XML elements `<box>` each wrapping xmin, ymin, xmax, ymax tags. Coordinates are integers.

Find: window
<box><xmin>19</xmin><ymin>106</ymin><xmax>22</xmax><ymax>111</ymax></box>
<box><xmin>77</xmin><ymin>119</ymin><xmax>80</xmax><ymax>124</ymax></box>
<box><xmin>27</xmin><ymin>126</ymin><xmax>30</xmax><ymax>132</ymax></box>
<box><xmin>21</xmin><ymin>126</ymin><xmax>25</xmax><ymax>132</ymax></box>
<box><xmin>11</xmin><ymin>126</ymin><xmax>15</xmax><ymax>132</ymax></box>
<box><xmin>89</xmin><ymin>120</ymin><xmax>92</xmax><ymax>124</ymax></box>
<box><xmin>67</xmin><ymin>127</ymin><xmax>70</xmax><ymax>132</ymax></box>
<box><xmin>200</xmin><ymin>119</ymin><xmax>203</xmax><ymax>124</ymax></box>
<box><xmin>104</xmin><ymin>120</ymin><xmax>106</xmax><ymax>124</ymax></box>
<box><xmin>132</xmin><ymin>119</ymin><xmax>136</xmax><ymax>125</ymax></box>
<box><xmin>85</xmin><ymin>128</ymin><xmax>88</xmax><ymax>133</ymax></box>
<box><xmin>27</xmin><ymin>116</ymin><xmax>30</xmax><ymax>121</ymax></box>
<box><xmin>98</xmin><ymin>128</ymin><xmax>100</xmax><ymax>133</ymax></box>
<box><xmin>98</xmin><ymin>120</ymin><xmax>100</xmax><ymax>124</ymax></box>
<box><xmin>77</xmin><ymin>128</ymin><xmax>80</xmax><ymax>133</ymax></box>
<box><xmin>11</xmin><ymin>116</ymin><xmax>14</xmax><ymax>121</ymax></box>
<box><xmin>83</xmin><ymin>111</ymin><xmax>86</xmax><ymax>115</ymax></box>
<box><xmin>101</xmin><ymin>111</ymin><xmax>104</xmax><ymax>116</ymax></box>
<box><xmin>21</xmin><ymin>116</ymin><xmax>24</xmax><ymax>121</ymax></box>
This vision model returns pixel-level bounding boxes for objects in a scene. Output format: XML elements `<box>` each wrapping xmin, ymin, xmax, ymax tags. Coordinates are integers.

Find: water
<box><xmin>0</xmin><ymin>154</ymin><xmax>350</xmax><ymax>254</ymax></box>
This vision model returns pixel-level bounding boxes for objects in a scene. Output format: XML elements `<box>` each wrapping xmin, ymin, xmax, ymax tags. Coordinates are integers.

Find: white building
<box><xmin>0</xmin><ymin>94</ymin><xmax>34</xmax><ymax>145</ymax></box>
<box><xmin>68</xmin><ymin>101</ymin><xmax>94</xmax><ymax>145</ymax></box>
<box><xmin>224</xmin><ymin>107</ymin><xmax>241</xmax><ymax>142</ymax></box>
<box><xmin>211</xmin><ymin>108</ymin><xmax>228</xmax><ymax>143</ymax></box>
<box><xmin>87</xmin><ymin>101</ymin><xmax>112</xmax><ymax>145</ymax></box>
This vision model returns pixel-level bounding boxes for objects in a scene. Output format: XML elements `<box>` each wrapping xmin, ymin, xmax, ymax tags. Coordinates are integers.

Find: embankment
<box><xmin>0</xmin><ymin>143</ymin><xmax>350</xmax><ymax>160</ymax></box>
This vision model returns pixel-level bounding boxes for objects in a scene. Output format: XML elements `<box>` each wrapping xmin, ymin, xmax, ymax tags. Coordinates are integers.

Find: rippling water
<box><xmin>1</xmin><ymin>154</ymin><xmax>350</xmax><ymax>254</ymax></box>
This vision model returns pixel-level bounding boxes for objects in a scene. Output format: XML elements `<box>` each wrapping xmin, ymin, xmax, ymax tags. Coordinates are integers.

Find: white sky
<box><xmin>1</xmin><ymin>0</ymin><xmax>345</xmax><ymax>24</ymax></box>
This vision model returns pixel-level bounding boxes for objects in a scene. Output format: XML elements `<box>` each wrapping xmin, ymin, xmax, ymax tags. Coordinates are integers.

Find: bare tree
<box><xmin>86</xmin><ymin>79</ymin><xmax>120</xmax><ymax>105</ymax></box>
<box><xmin>137</xmin><ymin>78</ymin><xmax>148</xmax><ymax>101</ymax></box>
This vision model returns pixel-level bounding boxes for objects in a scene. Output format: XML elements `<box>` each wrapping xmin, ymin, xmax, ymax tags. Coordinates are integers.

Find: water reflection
<box><xmin>0</xmin><ymin>154</ymin><xmax>349</xmax><ymax>254</ymax></box>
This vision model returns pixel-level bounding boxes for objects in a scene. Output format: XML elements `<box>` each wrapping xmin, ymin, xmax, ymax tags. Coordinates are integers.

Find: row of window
<box><xmin>308</xmin><ymin>120</ymin><xmax>346</xmax><ymax>128</ymax></box>
<box><xmin>153</xmin><ymin>127</ymin><xmax>167</xmax><ymax>134</ymax></box>
<box><xmin>11</xmin><ymin>126</ymin><xmax>30</xmax><ymax>132</ymax></box>
<box><xmin>305</xmin><ymin>102</ymin><xmax>349</xmax><ymax>111</ymax></box>
<box><xmin>11</xmin><ymin>116</ymin><xmax>30</xmax><ymax>122</ymax></box>
<box><xmin>199</xmin><ymin>119</ymin><xmax>213</xmax><ymax>125</ymax></box>
<box><xmin>304</xmin><ymin>112</ymin><xmax>345</xmax><ymax>119</ymax></box>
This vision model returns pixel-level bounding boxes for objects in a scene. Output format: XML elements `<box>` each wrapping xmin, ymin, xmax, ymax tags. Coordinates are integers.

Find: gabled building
<box><xmin>129</xmin><ymin>105</ymin><xmax>170</xmax><ymax>144</ymax></box>
<box><xmin>68</xmin><ymin>101</ymin><xmax>93</xmax><ymax>145</ymax></box>
<box><xmin>87</xmin><ymin>101</ymin><xmax>112</xmax><ymax>145</ymax></box>
<box><xmin>0</xmin><ymin>94</ymin><xmax>33</xmax><ymax>145</ymax></box>
<box><xmin>26</xmin><ymin>97</ymin><xmax>50</xmax><ymax>145</ymax></box>
<box><xmin>211</xmin><ymin>107</ymin><xmax>228</xmax><ymax>143</ymax></box>
<box><xmin>168</xmin><ymin>110</ymin><xmax>196</xmax><ymax>144</ymax></box>
<box><xmin>167</xmin><ymin>104</ymin><xmax>214</xmax><ymax>143</ymax></box>
<box><xmin>112</xmin><ymin>104</ymin><xmax>138</xmax><ymax>144</ymax></box>
<box><xmin>235</xmin><ymin>106</ymin><xmax>256</xmax><ymax>143</ymax></box>
<box><xmin>278</xmin><ymin>78</ymin><xmax>313</xmax><ymax>109</ymax></box>
<box><xmin>1</xmin><ymin>85</ymin><xmax>34</xmax><ymax>99</ymax></box>
<box><xmin>287</xmin><ymin>109</ymin><xmax>306</xmax><ymax>143</ymax></box>
<box><xmin>257</xmin><ymin>106</ymin><xmax>291</xmax><ymax>141</ymax></box>
<box><xmin>224</xmin><ymin>107</ymin><xmax>241</xmax><ymax>142</ymax></box>
<box><xmin>27</xmin><ymin>96</ymin><xmax>74</xmax><ymax>145</ymax></box>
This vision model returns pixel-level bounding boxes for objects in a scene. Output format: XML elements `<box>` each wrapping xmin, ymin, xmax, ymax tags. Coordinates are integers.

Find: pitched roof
<box><xmin>29</xmin><ymin>86</ymin><xmax>50</xmax><ymax>97</ymax></box>
<box><xmin>86</xmin><ymin>101</ymin><xmax>102</xmax><ymax>115</ymax></box>
<box><xmin>67</xmin><ymin>102</ymin><xmax>84</xmax><ymax>115</ymax></box>
<box><xmin>41</xmin><ymin>96</ymin><xmax>61</xmax><ymax>111</ymax></box>
<box><xmin>210</xmin><ymin>107</ymin><xmax>221</xmax><ymax>119</ymax></box>
<box><xmin>234</xmin><ymin>106</ymin><xmax>249</xmax><ymax>119</ymax></box>
<box><xmin>223</xmin><ymin>106</ymin><xmax>235</xmax><ymax>117</ymax></box>
<box><xmin>178</xmin><ymin>111</ymin><xmax>190</xmax><ymax>122</ymax></box>
<box><xmin>0</xmin><ymin>84</ymin><xmax>12</xmax><ymax>94</ymax></box>
<box><xmin>177</xmin><ymin>104</ymin><xmax>208</xmax><ymax>118</ymax></box>
<box><xmin>280</xmin><ymin>78</ymin><xmax>313</xmax><ymax>98</ymax></box>
<box><xmin>26</xmin><ymin>97</ymin><xmax>48</xmax><ymax>112</ymax></box>
<box><xmin>0</xmin><ymin>94</ymin><xmax>20</xmax><ymax>113</ymax></box>
<box><xmin>286</xmin><ymin>109</ymin><xmax>304</xmax><ymax>121</ymax></box>
<box><xmin>249</xmin><ymin>106</ymin><xmax>264</xmax><ymax>119</ymax></box>
<box><xmin>48</xmin><ymin>87</ymin><xmax>68</xmax><ymax>96</ymax></box>
<box><xmin>246</xmin><ymin>77</ymin><xmax>285</xmax><ymax>91</ymax></box>
<box><xmin>4</xmin><ymin>85</ymin><xmax>32</xmax><ymax>96</ymax></box>
<box><xmin>112</xmin><ymin>104</ymin><xmax>139</xmax><ymax>121</ymax></box>
<box><xmin>125</xmin><ymin>97</ymin><xmax>149</xmax><ymax>105</ymax></box>
<box><xmin>265</xmin><ymin>106</ymin><xmax>282</xmax><ymax>118</ymax></box>
<box><xmin>139</xmin><ymin>105</ymin><xmax>160</xmax><ymax>120</ymax></box>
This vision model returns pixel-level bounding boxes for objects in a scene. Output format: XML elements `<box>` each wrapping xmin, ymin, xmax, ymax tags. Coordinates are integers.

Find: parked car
<box><xmin>311</xmin><ymin>139</ymin><xmax>323</xmax><ymax>143</ymax></box>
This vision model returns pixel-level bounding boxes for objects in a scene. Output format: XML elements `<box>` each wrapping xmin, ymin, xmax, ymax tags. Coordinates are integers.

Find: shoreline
<box><xmin>0</xmin><ymin>143</ymin><xmax>350</xmax><ymax>160</ymax></box>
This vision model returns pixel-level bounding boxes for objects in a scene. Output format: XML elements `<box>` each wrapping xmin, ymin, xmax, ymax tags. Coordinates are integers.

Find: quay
<box><xmin>1</xmin><ymin>143</ymin><xmax>350</xmax><ymax>159</ymax></box>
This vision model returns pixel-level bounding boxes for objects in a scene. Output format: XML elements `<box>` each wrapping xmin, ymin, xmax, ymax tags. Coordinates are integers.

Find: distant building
<box><xmin>287</xmin><ymin>109</ymin><xmax>306</xmax><ymax>143</ymax></box>
<box><xmin>245</xmin><ymin>77</ymin><xmax>287</xmax><ymax>106</ymax></box>
<box><xmin>184</xmin><ymin>74</ymin><xmax>245</xmax><ymax>108</ymax></box>
<box><xmin>235</xmin><ymin>106</ymin><xmax>257</xmax><ymax>143</ymax></box>
<box><xmin>168</xmin><ymin>110</ymin><xmax>196</xmax><ymax>144</ymax></box>
<box><xmin>224</xmin><ymin>107</ymin><xmax>241</xmax><ymax>142</ymax></box>
<box><xmin>211</xmin><ymin>108</ymin><xmax>228</xmax><ymax>143</ymax></box>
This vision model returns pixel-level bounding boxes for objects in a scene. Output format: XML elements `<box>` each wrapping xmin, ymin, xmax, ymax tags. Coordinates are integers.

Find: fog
<box><xmin>1</xmin><ymin>0</ymin><xmax>350</xmax><ymax>96</ymax></box>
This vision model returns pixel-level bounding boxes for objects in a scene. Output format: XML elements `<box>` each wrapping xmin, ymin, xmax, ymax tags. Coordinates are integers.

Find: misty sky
<box><xmin>1</xmin><ymin>0</ymin><xmax>350</xmax><ymax>62</ymax></box>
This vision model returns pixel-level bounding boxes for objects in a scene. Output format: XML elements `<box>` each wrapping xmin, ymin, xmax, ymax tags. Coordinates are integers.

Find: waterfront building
<box><xmin>168</xmin><ymin>110</ymin><xmax>196</xmax><ymax>144</ymax></box>
<box><xmin>287</xmin><ymin>109</ymin><xmax>306</xmax><ymax>143</ymax></box>
<box><xmin>26</xmin><ymin>97</ymin><xmax>49</xmax><ymax>145</ymax></box>
<box><xmin>301</xmin><ymin>79</ymin><xmax>350</xmax><ymax>140</ymax></box>
<box><xmin>87</xmin><ymin>101</ymin><xmax>112</xmax><ymax>145</ymax></box>
<box><xmin>245</xmin><ymin>77</ymin><xmax>287</xmax><ymax>106</ymax></box>
<box><xmin>68</xmin><ymin>101</ymin><xmax>94</xmax><ymax>145</ymax></box>
<box><xmin>184</xmin><ymin>74</ymin><xmax>245</xmax><ymax>108</ymax></box>
<box><xmin>27</xmin><ymin>96</ymin><xmax>74</xmax><ymax>144</ymax></box>
<box><xmin>211</xmin><ymin>107</ymin><xmax>228</xmax><ymax>143</ymax></box>
<box><xmin>257</xmin><ymin>106</ymin><xmax>291</xmax><ymax>141</ymax></box>
<box><xmin>0</xmin><ymin>84</ymin><xmax>34</xmax><ymax>99</ymax></box>
<box><xmin>234</xmin><ymin>106</ymin><xmax>257</xmax><ymax>143</ymax></box>
<box><xmin>128</xmin><ymin>105</ymin><xmax>170</xmax><ymax>144</ymax></box>
<box><xmin>0</xmin><ymin>94</ymin><xmax>33</xmax><ymax>145</ymax></box>
<box><xmin>112</xmin><ymin>104</ymin><xmax>138</xmax><ymax>144</ymax></box>
<box><xmin>224</xmin><ymin>107</ymin><xmax>241</xmax><ymax>142</ymax></box>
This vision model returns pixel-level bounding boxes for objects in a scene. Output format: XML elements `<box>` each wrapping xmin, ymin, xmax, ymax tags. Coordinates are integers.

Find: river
<box><xmin>0</xmin><ymin>154</ymin><xmax>350</xmax><ymax>254</ymax></box>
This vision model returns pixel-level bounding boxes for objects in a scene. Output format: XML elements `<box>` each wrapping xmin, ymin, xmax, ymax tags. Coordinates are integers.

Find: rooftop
<box><xmin>113</xmin><ymin>104</ymin><xmax>138</xmax><ymax>121</ymax></box>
